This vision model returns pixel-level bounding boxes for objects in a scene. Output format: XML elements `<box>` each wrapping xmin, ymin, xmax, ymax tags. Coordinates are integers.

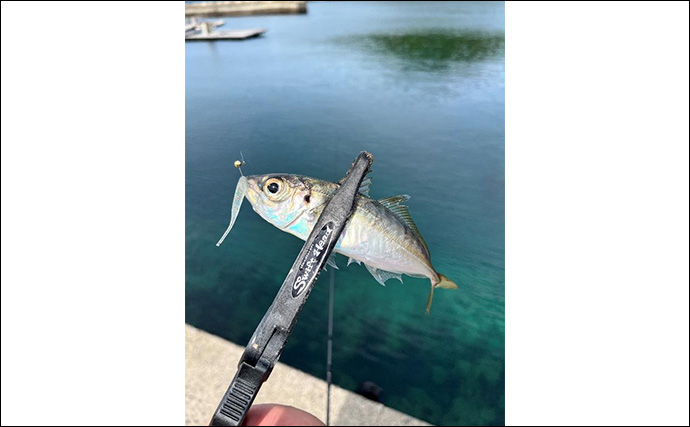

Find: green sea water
<box><xmin>186</xmin><ymin>2</ymin><xmax>504</xmax><ymax>425</ymax></box>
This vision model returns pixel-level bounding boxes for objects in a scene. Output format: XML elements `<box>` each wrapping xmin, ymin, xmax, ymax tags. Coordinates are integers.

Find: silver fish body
<box><xmin>227</xmin><ymin>173</ymin><xmax>457</xmax><ymax>312</ymax></box>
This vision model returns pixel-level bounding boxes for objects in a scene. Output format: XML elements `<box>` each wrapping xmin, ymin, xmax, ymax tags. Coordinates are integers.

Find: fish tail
<box><xmin>425</xmin><ymin>274</ymin><xmax>458</xmax><ymax>314</ymax></box>
<box><xmin>425</xmin><ymin>285</ymin><xmax>434</xmax><ymax>315</ymax></box>
<box><xmin>435</xmin><ymin>273</ymin><xmax>458</xmax><ymax>290</ymax></box>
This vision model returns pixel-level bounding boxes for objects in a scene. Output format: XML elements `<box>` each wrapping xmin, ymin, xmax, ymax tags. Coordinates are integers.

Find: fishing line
<box><xmin>326</xmin><ymin>138</ymin><xmax>341</xmax><ymax>426</ymax></box>
<box><xmin>326</xmin><ymin>267</ymin><xmax>335</xmax><ymax>426</ymax></box>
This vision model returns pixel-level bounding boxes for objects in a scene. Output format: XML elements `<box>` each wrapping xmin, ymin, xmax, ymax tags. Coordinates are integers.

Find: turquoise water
<box><xmin>186</xmin><ymin>2</ymin><xmax>504</xmax><ymax>425</ymax></box>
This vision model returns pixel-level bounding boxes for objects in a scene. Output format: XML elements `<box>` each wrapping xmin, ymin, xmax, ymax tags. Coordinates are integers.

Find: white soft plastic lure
<box><xmin>216</xmin><ymin>176</ymin><xmax>248</xmax><ymax>246</ymax></box>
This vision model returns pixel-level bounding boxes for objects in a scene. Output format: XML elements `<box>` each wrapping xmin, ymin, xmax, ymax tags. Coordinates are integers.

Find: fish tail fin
<box><xmin>425</xmin><ymin>285</ymin><xmax>434</xmax><ymax>315</ymax></box>
<box><xmin>425</xmin><ymin>274</ymin><xmax>458</xmax><ymax>315</ymax></box>
<box><xmin>435</xmin><ymin>274</ymin><xmax>458</xmax><ymax>290</ymax></box>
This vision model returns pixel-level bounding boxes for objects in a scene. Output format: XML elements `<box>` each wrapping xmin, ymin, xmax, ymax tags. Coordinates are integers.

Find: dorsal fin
<box><xmin>378</xmin><ymin>195</ymin><xmax>430</xmax><ymax>256</ymax></box>
<box><xmin>339</xmin><ymin>169</ymin><xmax>373</xmax><ymax>197</ymax></box>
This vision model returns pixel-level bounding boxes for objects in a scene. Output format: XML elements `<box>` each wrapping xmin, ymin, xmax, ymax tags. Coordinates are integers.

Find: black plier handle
<box><xmin>210</xmin><ymin>152</ymin><xmax>373</xmax><ymax>426</ymax></box>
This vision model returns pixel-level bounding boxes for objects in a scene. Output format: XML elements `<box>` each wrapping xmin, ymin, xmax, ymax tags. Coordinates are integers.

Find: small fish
<box><xmin>218</xmin><ymin>173</ymin><xmax>458</xmax><ymax>313</ymax></box>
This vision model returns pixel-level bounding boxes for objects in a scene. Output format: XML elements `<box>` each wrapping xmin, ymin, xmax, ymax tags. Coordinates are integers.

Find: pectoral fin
<box><xmin>358</xmin><ymin>176</ymin><xmax>372</xmax><ymax>197</ymax></box>
<box><xmin>340</xmin><ymin>170</ymin><xmax>373</xmax><ymax>197</ymax></box>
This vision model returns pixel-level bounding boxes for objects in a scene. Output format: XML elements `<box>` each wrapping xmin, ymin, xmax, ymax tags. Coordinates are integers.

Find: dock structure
<box><xmin>185</xmin><ymin>1</ymin><xmax>307</xmax><ymax>18</ymax></box>
<box><xmin>185</xmin><ymin>28</ymin><xmax>266</xmax><ymax>41</ymax></box>
<box><xmin>185</xmin><ymin>18</ymin><xmax>265</xmax><ymax>41</ymax></box>
<box><xmin>185</xmin><ymin>18</ymin><xmax>224</xmax><ymax>33</ymax></box>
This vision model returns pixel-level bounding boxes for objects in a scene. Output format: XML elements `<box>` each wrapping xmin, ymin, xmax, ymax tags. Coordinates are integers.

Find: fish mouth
<box><xmin>244</xmin><ymin>177</ymin><xmax>262</xmax><ymax>206</ymax></box>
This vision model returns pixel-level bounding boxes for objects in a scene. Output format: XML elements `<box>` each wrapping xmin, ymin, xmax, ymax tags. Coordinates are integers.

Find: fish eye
<box><xmin>264</xmin><ymin>178</ymin><xmax>281</xmax><ymax>195</ymax></box>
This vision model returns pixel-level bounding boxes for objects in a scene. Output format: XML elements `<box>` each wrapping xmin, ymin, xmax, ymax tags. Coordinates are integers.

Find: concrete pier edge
<box><xmin>185</xmin><ymin>324</ymin><xmax>432</xmax><ymax>426</ymax></box>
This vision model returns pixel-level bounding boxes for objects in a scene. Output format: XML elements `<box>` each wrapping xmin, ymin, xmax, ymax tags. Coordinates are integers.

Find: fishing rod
<box><xmin>210</xmin><ymin>151</ymin><xmax>373</xmax><ymax>426</ymax></box>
